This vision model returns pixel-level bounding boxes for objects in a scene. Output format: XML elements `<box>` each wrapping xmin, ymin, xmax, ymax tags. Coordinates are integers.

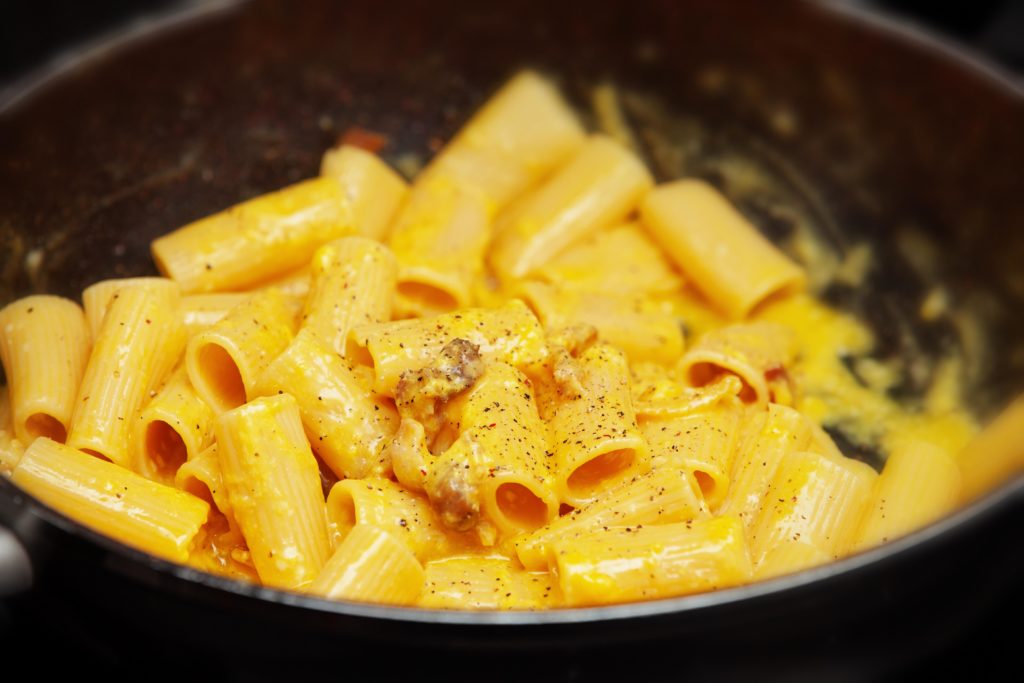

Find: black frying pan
<box><xmin>1</xmin><ymin>1</ymin><xmax>1022</xmax><ymax>679</ymax></box>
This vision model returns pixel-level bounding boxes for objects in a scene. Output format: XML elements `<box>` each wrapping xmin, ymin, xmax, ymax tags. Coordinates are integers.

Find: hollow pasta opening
<box><xmin>688</xmin><ymin>363</ymin><xmax>755</xmax><ymax>403</ymax></box>
<box><xmin>344</xmin><ymin>338</ymin><xmax>374</xmax><ymax>369</ymax></box>
<box><xmin>196</xmin><ymin>343</ymin><xmax>246</xmax><ymax>410</ymax></box>
<box><xmin>81</xmin><ymin>448</ymin><xmax>112</xmax><ymax>462</ymax></box>
<box><xmin>566</xmin><ymin>449</ymin><xmax>636</xmax><ymax>498</ymax></box>
<box><xmin>694</xmin><ymin>470</ymin><xmax>716</xmax><ymax>500</ymax></box>
<box><xmin>396</xmin><ymin>281</ymin><xmax>458</xmax><ymax>315</ymax></box>
<box><xmin>688</xmin><ymin>362</ymin><xmax>720</xmax><ymax>387</ymax></box>
<box><xmin>145</xmin><ymin>420</ymin><xmax>188</xmax><ymax>478</ymax></box>
<box><xmin>25</xmin><ymin>413</ymin><xmax>66</xmax><ymax>442</ymax></box>
<box><xmin>179</xmin><ymin>473</ymin><xmax>214</xmax><ymax>505</ymax></box>
<box><xmin>328</xmin><ymin>486</ymin><xmax>357</xmax><ymax>537</ymax></box>
<box><xmin>495</xmin><ymin>482</ymin><xmax>549</xmax><ymax>531</ymax></box>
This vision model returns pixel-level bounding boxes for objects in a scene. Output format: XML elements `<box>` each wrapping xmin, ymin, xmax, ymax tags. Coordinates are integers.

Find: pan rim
<box><xmin>3</xmin><ymin>472</ymin><xmax>1021</xmax><ymax>626</ymax></box>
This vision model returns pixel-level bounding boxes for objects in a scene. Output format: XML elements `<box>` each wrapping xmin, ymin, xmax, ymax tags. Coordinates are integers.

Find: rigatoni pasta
<box><xmin>12</xmin><ymin>437</ymin><xmax>209</xmax><ymax>562</ymax></box>
<box><xmin>490</xmin><ymin>134</ymin><xmax>653</xmax><ymax>281</ymax></box>
<box><xmin>153</xmin><ymin>146</ymin><xmax>406</xmax><ymax>294</ymax></box>
<box><xmin>547</xmin><ymin>343</ymin><xmax>650</xmax><ymax>506</ymax></box>
<box><xmin>307</xmin><ymin>524</ymin><xmax>424</xmax><ymax>605</ymax></box>
<box><xmin>388</xmin><ymin>70</ymin><xmax>586</xmax><ymax>316</ymax></box>
<box><xmin>133</xmin><ymin>364</ymin><xmax>215</xmax><ymax>484</ymax></box>
<box><xmin>301</xmin><ymin>236</ymin><xmax>398</xmax><ymax>356</ymax></box>
<box><xmin>0</xmin><ymin>295</ymin><xmax>91</xmax><ymax>444</ymax></box>
<box><xmin>67</xmin><ymin>278</ymin><xmax>185</xmax><ymax>467</ymax></box>
<box><xmin>215</xmin><ymin>394</ymin><xmax>331</xmax><ymax>590</ymax></box>
<box><xmin>186</xmin><ymin>288</ymin><xmax>296</xmax><ymax>413</ymax></box>
<box><xmin>252</xmin><ymin>329</ymin><xmax>398</xmax><ymax>480</ymax></box>
<box><xmin>0</xmin><ymin>69</ymin><xmax>1008</xmax><ymax>612</ymax></box>
<box><xmin>640</xmin><ymin>179</ymin><xmax>806</xmax><ymax>319</ymax></box>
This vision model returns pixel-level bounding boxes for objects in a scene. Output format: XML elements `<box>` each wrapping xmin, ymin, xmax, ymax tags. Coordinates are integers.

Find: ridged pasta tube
<box><xmin>426</xmin><ymin>362</ymin><xmax>559</xmax><ymax>538</ymax></box>
<box><xmin>678</xmin><ymin>322</ymin><xmax>798</xmax><ymax>409</ymax></box>
<box><xmin>252</xmin><ymin>329</ymin><xmax>398</xmax><ymax>480</ymax></box>
<box><xmin>640</xmin><ymin>409</ymin><xmax>741</xmax><ymax>510</ymax></box>
<box><xmin>490</xmin><ymin>135</ymin><xmax>654</xmax><ymax>281</ymax></box>
<box><xmin>302</xmin><ymin>237</ymin><xmax>397</xmax><ymax>356</ymax></box>
<box><xmin>548</xmin><ymin>343</ymin><xmax>650</xmax><ymax>506</ymax></box>
<box><xmin>319</xmin><ymin>145</ymin><xmax>409</xmax><ymax>241</ymax></box>
<box><xmin>67</xmin><ymin>278</ymin><xmax>185</xmax><ymax>466</ymax></box>
<box><xmin>515</xmin><ymin>468</ymin><xmax>707</xmax><ymax>571</ymax></box>
<box><xmin>133</xmin><ymin>364</ymin><xmax>215</xmax><ymax>484</ymax></box>
<box><xmin>749</xmin><ymin>450</ymin><xmax>877</xmax><ymax>563</ymax></box>
<box><xmin>552</xmin><ymin>516</ymin><xmax>753</xmax><ymax>606</ymax></box>
<box><xmin>0</xmin><ymin>295</ymin><xmax>91</xmax><ymax>444</ymax></box>
<box><xmin>641</xmin><ymin>179</ymin><xmax>805</xmax><ymax>319</ymax></box>
<box><xmin>153</xmin><ymin>169</ymin><xmax>401</xmax><ymax>293</ymax></box>
<box><xmin>12</xmin><ymin>437</ymin><xmax>209</xmax><ymax>563</ymax></box>
<box><xmin>326</xmin><ymin>478</ymin><xmax>457</xmax><ymax>561</ymax></box>
<box><xmin>352</xmin><ymin>300</ymin><xmax>546</xmax><ymax>396</ymax></box>
<box><xmin>186</xmin><ymin>288</ymin><xmax>296</xmax><ymax>413</ymax></box>
<box><xmin>307</xmin><ymin>525</ymin><xmax>424</xmax><ymax>605</ymax></box>
<box><xmin>853</xmin><ymin>440</ymin><xmax>961</xmax><ymax>551</ymax></box>
<box><xmin>215</xmin><ymin>394</ymin><xmax>331</xmax><ymax>590</ymax></box>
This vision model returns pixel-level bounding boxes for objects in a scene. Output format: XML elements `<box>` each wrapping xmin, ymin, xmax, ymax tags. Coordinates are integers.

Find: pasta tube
<box><xmin>82</xmin><ymin>277</ymin><xmax>158</xmax><ymax>339</ymax></box>
<box><xmin>640</xmin><ymin>179</ymin><xmax>806</xmax><ymax>319</ymax></box>
<box><xmin>352</xmin><ymin>300</ymin><xmax>546</xmax><ymax>396</ymax></box>
<box><xmin>215</xmin><ymin>394</ymin><xmax>331</xmax><ymax>590</ymax></box>
<box><xmin>174</xmin><ymin>443</ymin><xmax>238</xmax><ymax>535</ymax></box>
<box><xmin>631</xmin><ymin>366</ymin><xmax>743</xmax><ymax>420</ymax></box>
<box><xmin>302</xmin><ymin>237</ymin><xmax>397</xmax><ymax>356</ymax></box>
<box><xmin>0</xmin><ymin>295</ymin><xmax>91</xmax><ymax>443</ymax></box>
<box><xmin>133</xmin><ymin>364</ymin><xmax>215</xmax><ymax>484</ymax></box>
<box><xmin>418</xmin><ymin>70</ymin><xmax>586</xmax><ymax>208</ymax></box>
<box><xmin>255</xmin><ymin>265</ymin><xmax>312</xmax><ymax>299</ymax></box>
<box><xmin>490</xmin><ymin>135</ymin><xmax>654</xmax><ymax>280</ymax></box>
<box><xmin>389</xmin><ymin>181</ymin><xmax>491</xmax><ymax>317</ymax></box>
<box><xmin>515</xmin><ymin>468</ymin><xmax>707</xmax><ymax>571</ymax></box>
<box><xmin>420</xmin><ymin>555</ymin><xmax>560</xmax><ymax>610</ymax></box>
<box><xmin>956</xmin><ymin>395</ymin><xmax>1024</xmax><ymax>501</ymax></box>
<box><xmin>535</xmin><ymin>222</ymin><xmax>684</xmax><ymax>295</ymax></box>
<box><xmin>12</xmin><ymin>437</ymin><xmax>209</xmax><ymax>562</ymax></box>
<box><xmin>518</xmin><ymin>281</ymin><xmax>684</xmax><ymax>365</ymax></box>
<box><xmin>0</xmin><ymin>387</ymin><xmax>26</xmax><ymax>475</ymax></box>
<box><xmin>308</xmin><ymin>525</ymin><xmax>424</xmax><ymax>605</ymax></box>
<box><xmin>388</xmin><ymin>70</ymin><xmax>586</xmax><ymax>316</ymax></box>
<box><xmin>426</xmin><ymin>362</ymin><xmax>558</xmax><ymax>538</ymax></box>
<box><xmin>186</xmin><ymin>288</ymin><xmax>296</xmax><ymax>413</ymax></box>
<box><xmin>252</xmin><ymin>329</ymin><xmax>398</xmax><ymax>479</ymax></box>
<box><xmin>749</xmin><ymin>450</ymin><xmax>877</xmax><ymax>563</ymax></box>
<box><xmin>853</xmin><ymin>441</ymin><xmax>961</xmax><ymax>551</ymax></box>
<box><xmin>152</xmin><ymin>174</ymin><xmax>378</xmax><ymax>293</ymax></box>
<box><xmin>319</xmin><ymin>144</ymin><xmax>409</xmax><ymax>240</ymax></box>
<box><xmin>548</xmin><ymin>343</ymin><xmax>650</xmax><ymax>506</ymax></box>
<box><xmin>553</xmin><ymin>516</ymin><xmax>753</xmax><ymax>606</ymax></box>
<box><xmin>754</xmin><ymin>540</ymin><xmax>830</xmax><ymax>580</ymax></box>
<box><xmin>67</xmin><ymin>278</ymin><xmax>185</xmax><ymax>467</ymax></box>
<box><xmin>678</xmin><ymin>322</ymin><xmax>798</xmax><ymax>409</ymax></box>
<box><xmin>719</xmin><ymin>404</ymin><xmax>813</xmax><ymax>531</ymax></box>
<box><xmin>327</xmin><ymin>478</ymin><xmax>458</xmax><ymax>561</ymax></box>
<box><xmin>181</xmin><ymin>293</ymin><xmax>250</xmax><ymax>336</ymax></box>
<box><xmin>640</xmin><ymin>409</ymin><xmax>741</xmax><ymax>509</ymax></box>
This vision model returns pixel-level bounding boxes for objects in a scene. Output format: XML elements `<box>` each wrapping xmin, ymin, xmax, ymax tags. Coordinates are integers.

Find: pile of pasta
<box><xmin>1</xmin><ymin>71</ymin><xmax>1020</xmax><ymax>609</ymax></box>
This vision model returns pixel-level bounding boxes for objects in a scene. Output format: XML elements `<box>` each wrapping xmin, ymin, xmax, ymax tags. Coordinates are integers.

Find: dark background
<box><xmin>1</xmin><ymin>0</ymin><xmax>1023</xmax><ymax>85</ymax></box>
<box><xmin>0</xmin><ymin>1</ymin><xmax>1021</xmax><ymax>680</ymax></box>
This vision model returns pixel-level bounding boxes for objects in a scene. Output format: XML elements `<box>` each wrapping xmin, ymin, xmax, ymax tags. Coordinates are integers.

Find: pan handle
<box><xmin>0</xmin><ymin>524</ymin><xmax>32</xmax><ymax>597</ymax></box>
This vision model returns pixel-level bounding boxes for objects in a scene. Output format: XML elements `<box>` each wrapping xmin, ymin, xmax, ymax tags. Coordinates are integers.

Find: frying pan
<box><xmin>1</xmin><ymin>0</ymin><xmax>1022</xmax><ymax>679</ymax></box>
